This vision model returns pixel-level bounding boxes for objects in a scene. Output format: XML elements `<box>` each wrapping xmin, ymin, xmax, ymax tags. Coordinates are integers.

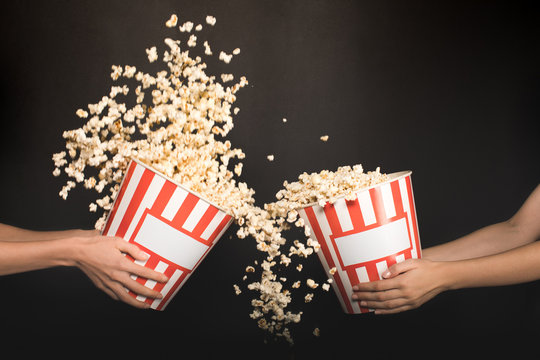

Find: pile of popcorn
<box><xmin>52</xmin><ymin>13</ymin><xmax>388</xmax><ymax>344</ymax></box>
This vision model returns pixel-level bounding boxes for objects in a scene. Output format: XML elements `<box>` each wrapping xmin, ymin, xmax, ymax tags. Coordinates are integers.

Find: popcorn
<box><xmin>206</xmin><ymin>15</ymin><xmax>216</xmax><ymax>26</ymax></box>
<box><xmin>320</xmin><ymin>135</ymin><xmax>329</xmax><ymax>142</ymax></box>
<box><xmin>53</xmin><ymin>12</ymin><xmax>388</xmax><ymax>346</ymax></box>
<box><xmin>165</xmin><ymin>14</ymin><xmax>178</xmax><ymax>28</ymax></box>
<box><xmin>322</xmin><ymin>283</ymin><xmax>330</xmax><ymax>291</ymax></box>
<box><xmin>329</xmin><ymin>267</ymin><xmax>337</xmax><ymax>275</ymax></box>
<box><xmin>282</xmin><ymin>118</ymin><xmax>287</xmax><ymax>123</ymax></box>
<box><xmin>313</xmin><ymin>328</ymin><xmax>320</xmax><ymax>337</ymax></box>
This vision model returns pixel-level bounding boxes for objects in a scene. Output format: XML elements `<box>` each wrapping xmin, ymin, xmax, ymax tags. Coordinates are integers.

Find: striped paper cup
<box><xmin>298</xmin><ymin>171</ymin><xmax>421</xmax><ymax>314</ymax></box>
<box><xmin>101</xmin><ymin>159</ymin><xmax>233</xmax><ymax>310</ymax></box>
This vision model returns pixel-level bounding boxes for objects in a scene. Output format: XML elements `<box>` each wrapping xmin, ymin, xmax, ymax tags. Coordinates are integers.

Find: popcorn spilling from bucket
<box><xmin>51</xmin><ymin>13</ymin><xmax>390</xmax><ymax>344</ymax></box>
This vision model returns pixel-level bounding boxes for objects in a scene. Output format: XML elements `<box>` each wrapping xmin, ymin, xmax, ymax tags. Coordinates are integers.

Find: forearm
<box><xmin>0</xmin><ymin>238</ymin><xmax>78</xmax><ymax>275</ymax></box>
<box><xmin>0</xmin><ymin>223</ymin><xmax>93</xmax><ymax>242</ymax></box>
<box><xmin>440</xmin><ymin>240</ymin><xmax>540</xmax><ymax>290</ymax></box>
<box><xmin>423</xmin><ymin>219</ymin><xmax>529</xmax><ymax>261</ymax></box>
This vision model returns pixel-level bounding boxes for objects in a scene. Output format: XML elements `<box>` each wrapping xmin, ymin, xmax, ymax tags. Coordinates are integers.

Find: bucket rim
<box><xmin>130</xmin><ymin>158</ymin><xmax>233</xmax><ymax>216</ymax></box>
<box><xmin>298</xmin><ymin>170</ymin><xmax>413</xmax><ymax>209</ymax></box>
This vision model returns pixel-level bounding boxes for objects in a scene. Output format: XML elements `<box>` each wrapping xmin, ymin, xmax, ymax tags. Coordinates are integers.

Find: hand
<box><xmin>72</xmin><ymin>232</ymin><xmax>169</xmax><ymax>309</ymax></box>
<box><xmin>351</xmin><ymin>259</ymin><xmax>448</xmax><ymax>314</ymax></box>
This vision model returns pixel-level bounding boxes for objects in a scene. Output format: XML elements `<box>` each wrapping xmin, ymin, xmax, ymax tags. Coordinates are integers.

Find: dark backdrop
<box><xmin>0</xmin><ymin>0</ymin><xmax>538</xmax><ymax>358</ymax></box>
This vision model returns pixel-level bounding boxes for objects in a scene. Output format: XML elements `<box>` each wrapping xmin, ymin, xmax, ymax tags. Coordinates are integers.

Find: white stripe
<box><xmin>161</xmin><ymin>187</ymin><xmax>189</xmax><ymax>221</ymax></box>
<box><xmin>333</xmin><ymin>198</ymin><xmax>354</xmax><ymax>233</ymax></box>
<box><xmin>399</xmin><ymin>177</ymin><xmax>418</xmax><ymax>258</ymax></box>
<box><xmin>357</xmin><ymin>190</ymin><xmax>376</xmax><ymax>226</ymax></box>
<box><xmin>380</xmin><ymin>183</ymin><xmax>396</xmax><ymax>219</ymax></box>
<box><xmin>396</xmin><ymin>253</ymin><xmax>406</xmax><ymax>263</ymax></box>
<box><xmin>376</xmin><ymin>261</ymin><xmax>388</xmax><ymax>279</ymax></box>
<box><xmin>313</xmin><ymin>205</ymin><xmax>361</xmax><ymax>313</ymax></box>
<box><xmin>124</xmin><ymin>175</ymin><xmax>166</xmax><ymax>241</ymax></box>
<box><xmin>151</xmin><ymin>268</ymin><xmax>183</xmax><ymax>309</ymax></box>
<box><xmin>182</xmin><ymin>200</ymin><xmax>210</xmax><ymax>232</ymax></box>
<box><xmin>355</xmin><ymin>266</ymin><xmax>370</xmax><ymax>283</ymax></box>
<box><xmin>105</xmin><ymin>163</ymin><xmax>145</xmax><ymax>236</ymax></box>
<box><xmin>298</xmin><ymin>209</ymin><xmax>348</xmax><ymax>313</ymax></box>
<box><xmin>200</xmin><ymin>211</ymin><xmax>226</xmax><ymax>240</ymax></box>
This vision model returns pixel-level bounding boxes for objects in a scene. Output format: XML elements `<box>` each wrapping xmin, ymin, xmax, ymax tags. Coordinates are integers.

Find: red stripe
<box><xmin>128</xmin><ymin>256</ymin><xmax>161</xmax><ymax>298</ymax></box>
<box><xmin>386</xmin><ymin>254</ymin><xmax>397</xmax><ymax>269</ymax></box>
<box><xmin>390</xmin><ymin>180</ymin><xmax>404</xmax><ymax>218</ymax></box>
<box><xmin>103</xmin><ymin>161</ymin><xmax>137</xmax><ymax>235</ymax></box>
<box><xmin>191</xmin><ymin>205</ymin><xmax>219</xmax><ymax>239</ymax></box>
<box><xmin>207</xmin><ymin>215</ymin><xmax>232</xmax><ymax>244</ymax></box>
<box><xmin>369</xmin><ymin>187</ymin><xmax>388</xmax><ymax>226</ymax></box>
<box><xmin>346</xmin><ymin>198</ymin><xmax>366</xmax><ymax>231</ymax></box>
<box><xmin>115</xmin><ymin>168</ymin><xmax>155</xmax><ymax>238</ymax></box>
<box><xmin>171</xmin><ymin>193</ymin><xmax>199</xmax><ymax>229</ymax></box>
<box><xmin>405</xmin><ymin>176</ymin><xmax>422</xmax><ymax>258</ymax></box>
<box><xmin>156</xmin><ymin>269</ymin><xmax>189</xmax><ymax>310</ymax></box>
<box><xmin>323</xmin><ymin>203</ymin><xmax>343</xmax><ymax>236</ymax></box>
<box><xmin>304</xmin><ymin>207</ymin><xmax>354</xmax><ymax>314</ymax></box>
<box><xmin>365</xmin><ymin>263</ymin><xmax>380</xmax><ymax>282</ymax></box>
<box><xmin>150</xmin><ymin>180</ymin><xmax>178</xmax><ymax>214</ymax></box>
<box><xmin>346</xmin><ymin>268</ymin><xmax>368</xmax><ymax>314</ymax></box>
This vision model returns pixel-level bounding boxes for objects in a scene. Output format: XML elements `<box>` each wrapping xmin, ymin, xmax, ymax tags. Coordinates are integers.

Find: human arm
<box><xmin>352</xmin><ymin>184</ymin><xmax>540</xmax><ymax>314</ymax></box>
<box><xmin>0</xmin><ymin>225</ymin><xmax>169</xmax><ymax>308</ymax></box>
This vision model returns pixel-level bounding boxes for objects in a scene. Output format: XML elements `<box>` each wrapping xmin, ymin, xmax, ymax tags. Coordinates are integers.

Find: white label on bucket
<box><xmin>334</xmin><ymin>217</ymin><xmax>410</xmax><ymax>267</ymax></box>
<box><xmin>133</xmin><ymin>214</ymin><xmax>209</xmax><ymax>270</ymax></box>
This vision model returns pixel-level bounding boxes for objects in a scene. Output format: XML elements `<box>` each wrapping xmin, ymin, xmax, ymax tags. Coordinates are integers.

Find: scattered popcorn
<box><xmin>76</xmin><ymin>109</ymin><xmax>88</xmax><ymax>118</ymax></box>
<box><xmin>313</xmin><ymin>328</ymin><xmax>320</xmax><ymax>337</ymax></box>
<box><xmin>145</xmin><ymin>46</ymin><xmax>157</xmax><ymax>62</ymax></box>
<box><xmin>234</xmin><ymin>284</ymin><xmax>242</xmax><ymax>295</ymax></box>
<box><xmin>179</xmin><ymin>21</ymin><xmax>194</xmax><ymax>32</ymax></box>
<box><xmin>221</xmin><ymin>74</ymin><xmax>234</xmax><ymax>83</ymax></box>
<box><xmin>206</xmin><ymin>15</ymin><xmax>216</xmax><ymax>26</ymax></box>
<box><xmin>219</xmin><ymin>51</ymin><xmax>233</xmax><ymax>64</ymax></box>
<box><xmin>306</xmin><ymin>279</ymin><xmax>318</xmax><ymax>289</ymax></box>
<box><xmin>195</xmin><ymin>24</ymin><xmax>203</xmax><ymax>31</ymax></box>
<box><xmin>329</xmin><ymin>267</ymin><xmax>337</xmax><ymax>275</ymax></box>
<box><xmin>320</xmin><ymin>135</ymin><xmax>329</xmax><ymax>142</ymax></box>
<box><xmin>282</xmin><ymin>118</ymin><xmax>287</xmax><ymax>123</ymax></box>
<box><xmin>165</xmin><ymin>14</ymin><xmax>178</xmax><ymax>28</ymax></box>
<box><xmin>233</xmin><ymin>48</ymin><xmax>241</xmax><ymax>55</ymax></box>
<box><xmin>322</xmin><ymin>283</ymin><xmax>330</xmax><ymax>291</ymax></box>
<box><xmin>53</xmin><ymin>12</ymin><xmax>388</xmax><ymax>346</ymax></box>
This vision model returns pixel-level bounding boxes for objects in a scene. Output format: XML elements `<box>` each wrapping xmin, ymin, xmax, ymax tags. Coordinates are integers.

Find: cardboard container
<box><xmin>297</xmin><ymin>171</ymin><xmax>421</xmax><ymax>314</ymax></box>
<box><xmin>101</xmin><ymin>159</ymin><xmax>233</xmax><ymax>310</ymax></box>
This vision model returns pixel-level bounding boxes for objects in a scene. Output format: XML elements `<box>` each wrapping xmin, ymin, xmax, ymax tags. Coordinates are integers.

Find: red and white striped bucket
<box><xmin>298</xmin><ymin>171</ymin><xmax>421</xmax><ymax>314</ymax></box>
<box><xmin>101</xmin><ymin>159</ymin><xmax>233</xmax><ymax>310</ymax></box>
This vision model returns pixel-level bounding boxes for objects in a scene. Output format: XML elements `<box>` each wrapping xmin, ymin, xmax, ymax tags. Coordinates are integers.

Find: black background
<box><xmin>0</xmin><ymin>0</ymin><xmax>539</xmax><ymax>358</ymax></box>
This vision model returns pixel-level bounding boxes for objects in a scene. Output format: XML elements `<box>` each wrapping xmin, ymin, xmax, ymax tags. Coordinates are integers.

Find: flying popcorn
<box><xmin>52</xmin><ymin>12</ymin><xmax>388</xmax><ymax>345</ymax></box>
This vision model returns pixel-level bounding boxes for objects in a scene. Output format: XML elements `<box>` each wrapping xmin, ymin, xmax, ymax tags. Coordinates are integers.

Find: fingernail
<box><xmin>382</xmin><ymin>270</ymin><xmax>391</xmax><ymax>279</ymax></box>
<box><xmin>351</xmin><ymin>294</ymin><xmax>357</xmax><ymax>300</ymax></box>
<box><xmin>360</xmin><ymin>301</ymin><xmax>367</xmax><ymax>307</ymax></box>
<box><xmin>141</xmin><ymin>252</ymin><xmax>150</xmax><ymax>260</ymax></box>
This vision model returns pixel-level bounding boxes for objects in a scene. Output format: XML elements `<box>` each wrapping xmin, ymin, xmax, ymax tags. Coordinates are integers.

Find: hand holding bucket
<box><xmin>298</xmin><ymin>171</ymin><xmax>421</xmax><ymax>314</ymax></box>
<box><xmin>101</xmin><ymin>159</ymin><xmax>233</xmax><ymax>310</ymax></box>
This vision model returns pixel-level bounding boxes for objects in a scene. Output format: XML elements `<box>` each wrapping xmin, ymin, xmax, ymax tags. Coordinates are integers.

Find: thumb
<box><xmin>382</xmin><ymin>258</ymin><xmax>418</xmax><ymax>279</ymax></box>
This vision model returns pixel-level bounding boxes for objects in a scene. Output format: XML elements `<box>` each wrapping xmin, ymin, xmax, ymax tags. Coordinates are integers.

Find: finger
<box><xmin>110</xmin><ymin>282</ymin><xmax>152</xmax><ymax>309</ymax></box>
<box><xmin>79</xmin><ymin>265</ymin><xmax>120</xmax><ymax>300</ymax></box>
<box><xmin>352</xmin><ymin>289</ymin><xmax>402</xmax><ymax>302</ymax></box>
<box><xmin>352</xmin><ymin>278</ymin><xmax>400</xmax><ymax>292</ymax></box>
<box><xmin>113</xmin><ymin>272</ymin><xmax>164</xmax><ymax>299</ymax></box>
<box><xmin>115</xmin><ymin>238</ymin><xmax>149</xmax><ymax>262</ymax></box>
<box><xmin>360</xmin><ymin>297</ymin><xmax>409</xmax><ymax>310</ymax></box>
<box><xmin>382</xmin><ymin>259</ymin><xmax>418</xmax><ymax>279</ymax></box>
<box><xmin>123</xmin><ymin>260</ymin><xmax>169</xmax><ymax>283</ymax></box>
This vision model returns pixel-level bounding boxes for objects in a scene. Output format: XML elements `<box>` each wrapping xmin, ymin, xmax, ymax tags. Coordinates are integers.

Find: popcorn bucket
<box><xmin>298</xmin><ymin>171</ymin><xmax>421</xmax><ymax>314</ymax></box>
<box><xmin>101</xmin><ymin>159</ymin><xmax>233</xmax><ymax>310</ymax></box>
